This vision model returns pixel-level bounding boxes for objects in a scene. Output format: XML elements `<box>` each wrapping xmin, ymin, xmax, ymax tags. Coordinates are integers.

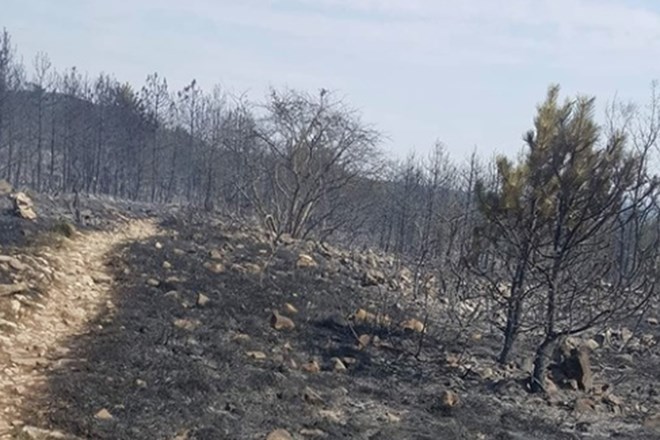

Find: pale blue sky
<box><xmin>3</xmin><ymin>0</ymin><xmax>660</xmax><ymax>161</ymax></box>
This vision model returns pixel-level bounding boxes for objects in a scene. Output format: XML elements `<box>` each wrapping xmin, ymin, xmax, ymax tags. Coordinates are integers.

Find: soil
<box><xmin>0</xmin><ymin>199</ymin><xmax>658</xmax><ymax>440</ymax></box>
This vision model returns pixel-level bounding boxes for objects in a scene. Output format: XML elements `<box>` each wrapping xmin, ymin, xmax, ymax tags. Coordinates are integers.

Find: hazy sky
<box><xmin>4</xmin><ymin>0</ymin><xmax>660</xmax><ymax>161</ymax></box>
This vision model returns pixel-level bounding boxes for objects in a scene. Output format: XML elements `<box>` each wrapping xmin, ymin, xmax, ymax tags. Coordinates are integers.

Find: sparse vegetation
<box><xmin>0</xmin><ymin>22</ymin><xmax>658</xmax><ymax>440</ymax></box>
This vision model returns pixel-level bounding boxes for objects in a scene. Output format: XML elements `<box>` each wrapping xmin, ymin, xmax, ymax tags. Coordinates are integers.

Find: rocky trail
<box><xmin>0</xmin><ymin>219</ymin><xmax>158</xmax><ymax>438</ymax></box>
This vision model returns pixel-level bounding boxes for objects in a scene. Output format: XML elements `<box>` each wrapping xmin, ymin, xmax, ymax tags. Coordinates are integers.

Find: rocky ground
<box><xmin>0</xmin><ymin>191</ymin><xmax>658</xmax><ymax>440</ymax></box>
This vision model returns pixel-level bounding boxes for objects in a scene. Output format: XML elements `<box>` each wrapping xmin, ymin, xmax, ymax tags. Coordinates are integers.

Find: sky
<box><xmin>3</xmin><ymin>0</ymin><xmax>660</xmax><ymax>162</ymax></box>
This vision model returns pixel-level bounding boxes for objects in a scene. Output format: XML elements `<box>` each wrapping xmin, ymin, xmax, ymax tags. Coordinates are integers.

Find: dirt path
<box><xmin>0</xmin><ymin>220</ymin><xmax>158</xmax><ymax>438</ymax></box>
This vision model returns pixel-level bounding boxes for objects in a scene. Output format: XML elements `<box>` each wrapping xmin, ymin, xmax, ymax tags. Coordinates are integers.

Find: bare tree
<box><xmin>251</xmin><ymin>89</ymin><xmax>381</xmax><ymax>239</ymax></box>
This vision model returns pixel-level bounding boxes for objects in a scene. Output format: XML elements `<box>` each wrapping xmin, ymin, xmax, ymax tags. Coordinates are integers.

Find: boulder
<box><xmin>11</xmin><ymin>192</ymin><xmax>37</xmax><ymax>220</ymax></box>
<box><xmin>556</xmin><ymin>345</ymin><xmax>593</xmax><ymax>392</ymax></box>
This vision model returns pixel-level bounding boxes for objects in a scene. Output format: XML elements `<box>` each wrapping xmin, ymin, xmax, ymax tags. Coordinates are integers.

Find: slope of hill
<box><xmin>0</xmin><ymin>194</ymin><xmax>658</xmax><ymax>440</ymax></box>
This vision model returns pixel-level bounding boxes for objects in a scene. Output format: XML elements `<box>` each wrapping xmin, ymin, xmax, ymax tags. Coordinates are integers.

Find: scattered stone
<box><xmin>0</xmin><ymin>255</ymin><xmax>27</xmax><ymax>271</ymax></box>
<box><xmin>11</xmin><ymin>192</ymin><xmax>37</xmax><ymax>220</ymax></box>
<box><xmin>296</xmin><ymin>254</ymin><xmax>317</xmax><ymax>269</ymax></box>
<box><xmin>401</xmin><ymin>318</ymin><xmax>425</xmax><ymax>333</ymax></box>
<box><xmin>620</xmin><ymin>327</ymin><xmax>633</xmax><ymax>344</ymax></box>
<box><xmin>204</xmin><ymin>262</ymin><xmax>226</xmax><ymax>274</ymax></box>
<box><xmin>544</xmin><ymin>377</ymin><xmax>559</xmax><ymax>395</ymax></box>
<box><xmin>279</xmin><ymin>233</ymin><xmax>295</xmax><ymax>245</ymax></box>
<box><xmin>155</xmin><ymin>242</ymin><xmax>163</xmax><ymax>249</ymax></box>
<box><xmin>266</xmin><ymin>429</ymin><xmax>293</xmax><ymax>440</ymax></box>
<box><xmin>353</xmin><ymin>308</ymin><xmax>376</xmax><ymax>323</ymax></box>
<box><xmin>342</xmin><ymin>357</ymin><xmax>357</xmax><ymax>366</ymax></box>
<box><xmin>146</xmin><ymin>278</ymin><xmax>160</xmax><ymax>287</ymax></box>
<box><xmin>647</xmin><ymin>317</ymin><xmax>659</xmax><ymax>326</ymax></box>
<box><xmin>232</xmin><ymin>332</ymin><xmax>251</xmax><ymax>342</ymax></box>
<box><xmin>332</xmin><ymin>357</ymin><xmax>347</xmax><ymax>373</ymax></box>
<box><xmin>361</xmin><ymin>269</ymin><xmax>385</xmax><ymax>286</ymax></box>
<box><xmin>582</xmin><ymin>339</ymin><xmax>600</xmax><ymax>351</ymax></box>
<box><xmin>385</xmin><ymin>412</ymin><xmax>402</xmax><ymax>423</ymax></box>
<box><xmin>603</xmin><ymin>393</ymin><xmax>624</xmax><ymax>409</ymax></box>
<box><xmin>20</xmin><ymin>425</ymin><xmax>72</xmax><ymax>439</ymax></box>
<box><xmin>641</xmin><ymin>334</ymin><xmax>656</xmax><ymax>347</ymax></box>
<box><xmin>173</xmin><ymin>318</ymin><xmax>200</xmax><ymax>331</ymax></box>
<box><xmin>162</xmin><ymin>261</ymin><xmax>172</xmax><ymax>270</ymax></box>
<box><xmin>284</xmin><ymin>303</ymin><xmax>298</xmax><ymax>314</ymax></box>
<box><xmin>246</xmin><ymin>351</ymin><xmax>267</xmax><ymax>360</ymax></box>
<box><xmin>303</xmin><ymin>387</ymin><xmax>324</xmax><ymax>405</ymax></box>
<box><xmin>299</xmin><ymin>428</ymin><xmax>328</xmax><ymax>438</ymax></box>
<box><xmin>439</xmin><ymin>390</ymin><xmax>460</xmax><ymax>410</ymax></box>
<box><xmin>271</xmin><ymin>311</ymin><xmax>295</xmax><ymax>331</ymax></box>
<box><xmin>135</xmin><ymin>379</ymin><xmax>147</xmax><ymax>388</ymax></box>
<box><xmin>377</xmin><ymin>314</ymin><xmax>392</xmax><ymax>326</ymax></box>
<box><xmin>0</xmin><ymin>318</ymin><xmax>19</xmax><ymax>330</ymax></box>
<box><xmin>9</xmin><ymin>299</ymin><xmax>22</xmax><ymax>315</ymax></box>
<box><xmin>197</xmin><ymin>293</ymin><xmax>210</xmax><ymax>307</ymax></box>
<box><xmin>318</xmin><ymin>409</ymin><xmax>343</xmax><ymax>424</ymax></box>
<box><xmin>573</xmin><ymin>398</ymin><xmax>596</xmax><ymax>413</ymax></box>
<box><xmin>92</xmin><ymin>273</ymin><xmax>113</xmax><ymax>284</ymax></box>
<box><xmin>0</xmin><ymin>282</ymin><xmax>28</xmax><ymax>297</ymax></box>
<box><xmin>94</xmin><ymin>408</ymin><xmax>114</xmax><ymax>420</ymax></box>
<box><xmin>164</xmin><ymin>274</ymin><xmax>181</xmax><ymax>284</ymax></box>
<box><xmin>480</xmin><ymin>367</ymin><xmax>495</xmax><ymax>380</ymax></box>
<box><xmin>164</xmin><ymin>290</ymin><xmax>180</xmax><ymax>299</ymax></box>
<box><xmin>243</xmin><ymin>262</ymin><xmax>262</xmax><ymax>274</ymax></box>
<box><xmin>209</xmin><ymin>249</ymin><xmax>223</xmax><ymax>261</ymax></box>
<box><xmin>357</xmin><ymin>334</ymin><xmax>371</xmax><ymax>349</ymax></box>
<box><xmin>301</xmin><ymin>360</ymin><xmax>321</xmax><ymax>374</ymax></box>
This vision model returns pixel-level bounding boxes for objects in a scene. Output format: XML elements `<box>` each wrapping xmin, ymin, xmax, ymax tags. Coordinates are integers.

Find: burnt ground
<box><xmin>1</xmin><ymin>207</ymin><xmax>659</xmax><ymax>440</ymax></box>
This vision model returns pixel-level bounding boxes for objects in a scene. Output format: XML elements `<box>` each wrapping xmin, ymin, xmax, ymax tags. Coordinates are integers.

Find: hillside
<box><xmin>0</xmin><ymin>192</ymin><xmax>657</xmax><ymax>440</ymax></box>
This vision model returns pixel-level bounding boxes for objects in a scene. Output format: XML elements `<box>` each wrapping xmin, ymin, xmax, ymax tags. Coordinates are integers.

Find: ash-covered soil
<box><xmin>0</xmin><ymin>204</ymin><xmax>658</xmax><ymax>440</ymax></box>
